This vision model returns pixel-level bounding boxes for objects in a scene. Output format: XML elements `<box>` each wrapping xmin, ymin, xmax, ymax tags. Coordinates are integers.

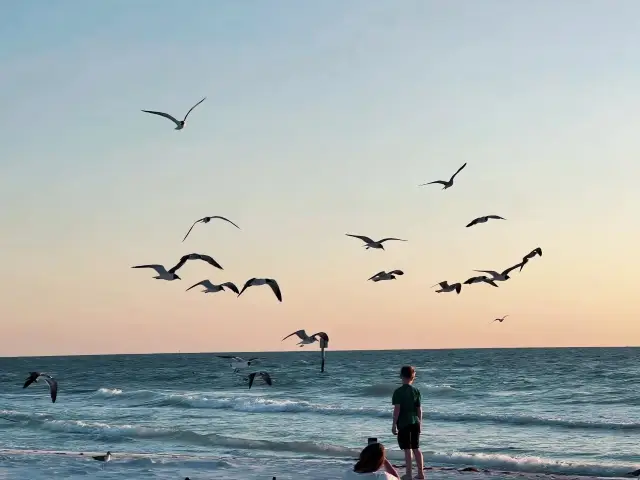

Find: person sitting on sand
<box><xmin>392</xmin><ymin>365</ymin><xmax>425</xmax><ymax>480</ymax></box>
<box><xmin>343</xmin><ymin>442</ymin><xmax>400</xmax><ymax>479</ymax></box>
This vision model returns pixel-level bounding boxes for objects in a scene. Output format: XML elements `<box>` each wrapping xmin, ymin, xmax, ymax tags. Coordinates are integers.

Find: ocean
<box><xmin>0</xmin><ymin>347</ymin><xmax>637</xmax><ymax>479</ymax></box>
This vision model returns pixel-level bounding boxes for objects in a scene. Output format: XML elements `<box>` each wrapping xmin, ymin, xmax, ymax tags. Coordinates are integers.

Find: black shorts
<box><xmin>397</xmin><ymin>423</ymin><xmax>420</xmax><ymax>450</ymax></box>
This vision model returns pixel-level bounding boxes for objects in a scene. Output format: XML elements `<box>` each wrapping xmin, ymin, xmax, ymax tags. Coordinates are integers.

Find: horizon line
<box><xmin>1</xmin><ymin>344</ymin><xmax>637</xmax><ymax>360</ymax></box>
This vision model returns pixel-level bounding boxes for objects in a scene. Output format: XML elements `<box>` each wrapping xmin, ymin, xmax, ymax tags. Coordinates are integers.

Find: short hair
<box><xmin>400</xmin><ymin>365</ymin><xmax>416</xmax><ymax>380</ymax></box>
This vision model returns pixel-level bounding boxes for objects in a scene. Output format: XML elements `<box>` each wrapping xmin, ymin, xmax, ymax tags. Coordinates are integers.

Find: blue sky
<box><xmin>1</xmin><ymin>1</ymin><xmax>639</xmax><ymax>356</ymax></box>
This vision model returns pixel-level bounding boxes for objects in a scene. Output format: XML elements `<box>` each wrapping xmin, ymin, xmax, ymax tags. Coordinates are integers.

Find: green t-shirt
<box><xmin>392</xmin><ymin>384</ymin><xmax>421</xmax><ymax>430</ymax></box>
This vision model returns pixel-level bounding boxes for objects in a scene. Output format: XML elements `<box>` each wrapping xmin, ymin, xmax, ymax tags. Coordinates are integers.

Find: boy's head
<box><xmin>400</xmin><ymin>365</ymin><xmax>416</xmax><ymax>383</ymax></box>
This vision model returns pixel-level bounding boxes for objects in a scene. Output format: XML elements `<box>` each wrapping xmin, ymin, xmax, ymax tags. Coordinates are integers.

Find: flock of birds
<box><xmin>20</xmin><ymin>97</ymin><xmax>545</xmax><ymax>401</ymax></box>
<box><xmin>348</xmin><ymin>161</ymin><xmax>543</xmax><ymax>313</ymax></box>
<box><xmin>15</xmin><ymin>97</ymin><xmax>546</xmax><ymax>472</ymax></box>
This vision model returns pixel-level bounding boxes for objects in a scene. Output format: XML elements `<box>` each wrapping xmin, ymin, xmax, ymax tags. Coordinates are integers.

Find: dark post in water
<box><xmin>319</xmin><ymin>336</ymin><xmax>328</xmax><ymax>373</ymax></box>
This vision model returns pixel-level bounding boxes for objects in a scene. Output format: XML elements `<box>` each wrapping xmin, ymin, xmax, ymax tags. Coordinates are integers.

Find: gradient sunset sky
<box><xmin>1</xmin><ymin>1</ymin><xmax>639</xmax><ymax>356</ymax></box>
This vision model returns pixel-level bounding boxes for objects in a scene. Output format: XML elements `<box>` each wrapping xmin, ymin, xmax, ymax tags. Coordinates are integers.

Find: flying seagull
<box><xmin>432</xmin><ymin>281</ymin><xmax>462</xmax><ymax>294</ymax></box>
<box><xmin>238</xmin><ymin>278</ymin><xmax>282</xmax><ymax>302</ymax></box>
<box><xmin>463</xmin><ymin>275</ymin><xmax>499</xmax><ymax>288</ymax></box>
<box><xmin>248</xmin><ymin>371</ymin><xmax>272</xmax><ymax>389</ymax></box>
<box><xmin>141</xmin><ymin>97</ymin><xmax>206</xmax><ymax>130</ymax></box>
<box><xmin>217</xmin><ymin>355</ymin><xmax>259</xmax><ymax>372</ymax></box>
<box><xmin>466</xmin><ymin>215</ymin><xmax>506</xmax><ymax>228</ymax></box>
<box><xmin>345</xmin><ymin>234</ymin><xmax>407</xmax><ymax>250</ymax></box>
<box><xmin>282</xmin><ymin>330</ymin><xmax>329</xmax><ymax>347</ymax></box>
<box><xmin>519</xmin><ymin>247</ymin><xmax>543</xmax><ymax>271</ymax></box>
<box><xmin>474</xmin><ymin>263</ymin><xmax>523</xmax><ymax>282</ymax></box>
<box><xmin>23</xmin><ymin>372</ymin><xmax>58</xmax><ymax>403</ymax></box>
<box><xmin>182</xmin><ymin>215</ymin><xmax>240</xmax><ymax>242</ymax></box>
<box><xmin>186</xmin><ymin>280</ymin><xmax>239</xmax><ymax>294</ymax></box>
<box><xmin>419</xmin><ymin>162</ymin><xmax>467</xmax><ymax>190</ymax></box>
<box><xmin>492</xmin><ymin>315</ymin><xmax>509</xmax><ymax>323</ymax></box>
<box><xmin>132</xmin><ymin>253</ymin><xmax>223</xmax><ymax>281</ymax></box>
<box><xmin>368</xmin><ymin>270</ymin><xmax>404</xmax><ymax>282</ymax></box>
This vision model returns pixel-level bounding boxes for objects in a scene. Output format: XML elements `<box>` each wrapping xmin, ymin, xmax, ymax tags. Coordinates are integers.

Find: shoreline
<box><xmin>0</xmin><ymin>448</ymin><xmax>635</xmax><ymax>479</ymax></box>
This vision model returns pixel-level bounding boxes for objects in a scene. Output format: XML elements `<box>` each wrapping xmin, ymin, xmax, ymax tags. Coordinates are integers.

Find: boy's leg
<box><xmin>413</xmin><ymin>449</ymin><xmax>424</xmax><ymax>479</ymax></box>
<box><xmin>403</xmin><ymin>449</ymin><xmax>413</xmax><ymax>479</ymax></box>
<box><xmin>411</xmin><ymin>424</ymin><xmax>425</xmax><ymax>479</ymax></box>
<box><xmin>397</xmin><ymin>427</ymin><xmax>413</xmax><ymax>479</ymax></box>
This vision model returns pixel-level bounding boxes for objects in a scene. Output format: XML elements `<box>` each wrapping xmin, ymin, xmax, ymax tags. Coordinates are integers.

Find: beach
<box><xmin>0</xmin><ymin>347</ymin><xmax>637</xmax><ymax>479</ymax></box>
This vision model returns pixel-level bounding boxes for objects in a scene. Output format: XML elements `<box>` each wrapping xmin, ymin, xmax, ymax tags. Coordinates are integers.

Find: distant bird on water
<box><xmin>368</xmin><ymin>270</ymin><xmax>404</xmax><ymax>282</ymax></box>
<box><xmin>419</xmin><ymin>162</ymin><xmax>467</xmax><ymax>190</ymax></box>
<box><xmin>217</xmin><ymin>355</ymin><xmax>259</xmax><ymax>372</ymax></box>
<box><xmin>186</xmin><ymin>280</ymin><xmax>239</xmax><ymax>294</ymax></box>
<box><xmin>492</xmin><ymin>315</ymin><xmax>509</xmax><ymax>323</ymax></box>
<box><xmin>432</xmin><ymin>281</ymin><xmax>462</xmax><ymax>294</ymax></box>
<box><xmin>466</xmin><ymin>215</ymin><xmax>506</xmax><ymax>228</ymax></box>
<box><xmin>463</xmin><ymin>275</ymin><xmax>499</xmax><ymax>288</ymax></box>
<box><xmin>345</xmin><ymin>234</ymin><xmax>407</xmax><ymax>250</ymax></box>
<box><xmin>282</xmin><ymin>330</ymin><xmax>329</xmax><ymax>347</ymax></box>
<box><xmin>92</xmin><ymin>451</ymin><xmax>111</xmax><ymax>469</ymax></box>
<box><xmin>92</xmin><ymin>451</ymin><xmax>111</xmax><ymax>463</ymax></box>
<box><xmin>182</xmin><ymin>215</ymin><xmax>240</xmax><ymax>242</ymax></box>
<box><xmin>141</xmin><ymin>97</ymin><xmax>206</xmax><ymax>130</ymax></box>
<box><xmin>248</xmin><ymin>371</ymin><xmax>272</xmax><ymax>389</ymax></box>
<box><xmin>23</xmin><ymin>372</ymin><xmax>58</xmax><ymax>403</ymax></box>
<box><xmin>519</xmin><ymin>247</ymin><xmax>543</xmax><ymax>271</ymax></box>
<box><xmin>132</xmin><ymin>253</ymin><xmax>223</xmax><ymax>281</ymax></box>
<box><xmin>238</xmin><ymin>278</ymin><xmax>282</xmax><ymax>302</ymax></box>
<box><xmin>474</xmin><ymin>263</ymin><xmax>523</xmax><ymax>283</ymax></box>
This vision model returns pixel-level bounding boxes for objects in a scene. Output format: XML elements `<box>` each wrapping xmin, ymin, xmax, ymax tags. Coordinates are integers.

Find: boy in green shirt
<box><xmin>392</xmin><ymin>365</ymin><xmax>425</xmax><ymax>479</ymax></box>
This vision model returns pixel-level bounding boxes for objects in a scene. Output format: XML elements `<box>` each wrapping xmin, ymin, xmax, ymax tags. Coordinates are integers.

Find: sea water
<box><xmin>0</xmin><ymin>347</ymin><xmax>638</xmax><ymax>479</ymax></box>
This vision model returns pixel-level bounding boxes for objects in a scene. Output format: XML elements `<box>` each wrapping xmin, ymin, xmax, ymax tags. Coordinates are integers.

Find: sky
<box><xmin>1</xmin><ymin>1</ymin><xmax>639</xmax><ymax>356</ymax></box>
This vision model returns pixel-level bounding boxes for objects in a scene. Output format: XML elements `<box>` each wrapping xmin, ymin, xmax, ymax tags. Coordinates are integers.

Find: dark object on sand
<box><xmin>627</xmin><ymin>470</ymin><xmax>640</xmax><ymax>477</ymax></box>
<box><xmin>460</xmin><ymin>467</ymin><xmax>480</xmax><ymax>472</ymax></box>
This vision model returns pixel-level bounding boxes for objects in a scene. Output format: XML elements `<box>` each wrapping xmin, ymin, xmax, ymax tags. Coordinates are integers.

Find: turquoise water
<box><xmin>0</xmin><ymin>347</ymin><xmax>638</xmax><ymax>479</ymax></box>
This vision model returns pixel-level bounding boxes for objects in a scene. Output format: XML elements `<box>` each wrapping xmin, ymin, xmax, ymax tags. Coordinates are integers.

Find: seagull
<box><xmin>141</xmin><ymin>97</ymin><xmax>206</xmax><ymax>130</ymax></box>
<box><xmin>182</xmin><ymin>215</ymin><xmax>240</xmax><ymax>242</ymax></box>
<box><xmin>345</xmin><ymin>234</ymin><xmax>407</xmax><ymax>250</ymax></box>
<box><xmin>519</xmin><ymin>247</ymin><xmax>543</xmax><ymax>271</ymax></box>
<box><xmin>419</xmin><ymin>163</ymin><xmax>467</xmax><ymax>190</ymax></box>
<box><xmin>368</xmin><ymin>270</ymin><xmax>404</xmax><ymax>282</ymax></box>
<box><xmin>463</xmin><ymin>275</ymin><xmax>499</xmax><ymax>288</ymax></box>
<box><xmin>217</xmin><ymin>355</ymin><xmax>259</xmax><ymax>372</ymax></box>
<box><xmin>238</xmin><ymin>278</ymin><xmax>282</xmax><ymax>302</ymax></box>
<box><xmin>186</xmin><ymin>280</ymin><xmax>239</xmax><ymax>294</ymax></box>
<box><xmin>474</xmin><ymin>263</ymin><xmax>523</xmax><ymax>282</ymax></box>
<box><xmin>23</xmin><ymin>372</ymin><xmax>57</xmax><ymax>403</ymax></box>
<box><xmin>282</xmin><ymin>330</ymin><xmax>329</xmax><ymax>347</ymax></box>
<box><xmin>432</xmin><ymin>281</ymin><xmax>462</xmax><ymax>294</ymax></box>
<box><xmin>92</xmin><ymin>451</ymin><xmax>111</xmax><ymax>463</ymax></box>
<box><xmin>466</xmin><ymin>215</ymin><xmax>506</xmax><ymax>228</ymax></box>
<box><xmin>132</xmin><ymin>253</ymin><xmax>223</xmax><ymax>281</ymax></box>
<box><xmin>492</xmin><ymin>315</ymin><xmax>509</xmax><ymax>323</ymax></box>
<box><xmin>248</xmin><ymin>371</ymin><xmax>272</xmax><ymax>389</ymax></box>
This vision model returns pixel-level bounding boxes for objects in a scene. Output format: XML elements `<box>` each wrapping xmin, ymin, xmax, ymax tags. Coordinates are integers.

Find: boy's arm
<box><xmin>393</xmin><ymin>405</ymin><xmax>400</xmax><ymax>425</ymax></box>
<box><xmin>391</xmin><ymin>390</ymin><xmax>400</xmax><ymax>432</ymax></box>
<box><xmin>416</xmin><ymin>390</ymin><xmax>422</xmax><ymax>430</ymax></box>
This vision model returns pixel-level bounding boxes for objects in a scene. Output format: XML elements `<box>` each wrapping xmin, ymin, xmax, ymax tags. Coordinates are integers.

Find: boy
<box><xmin>392</xmin><ymin>365</ymin><xmax>424</xmax><ymax>480</ymax></box>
